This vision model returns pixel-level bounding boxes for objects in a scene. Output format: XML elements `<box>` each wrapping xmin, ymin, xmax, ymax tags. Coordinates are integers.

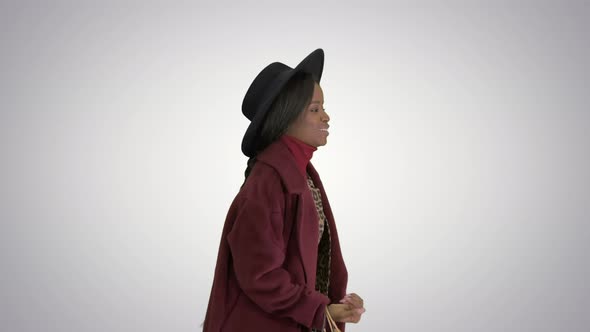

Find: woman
<box><xmin>203</xmin><ymin>49</ymin><xmax>365</xmax><ymax>331</ymax></box>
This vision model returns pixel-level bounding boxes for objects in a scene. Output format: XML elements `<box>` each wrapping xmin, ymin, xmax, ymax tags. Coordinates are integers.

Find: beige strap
<box><xmin>325</xmin><ymin>306</ymin><xmax>342</xmax><ymax>332</ymax></box>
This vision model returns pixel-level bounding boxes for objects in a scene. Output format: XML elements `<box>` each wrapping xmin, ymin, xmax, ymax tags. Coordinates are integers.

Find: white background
<box><xmin>1</xmin><ymin>1</ymin><xmax>589</xmax><ymax>331</ymax></box>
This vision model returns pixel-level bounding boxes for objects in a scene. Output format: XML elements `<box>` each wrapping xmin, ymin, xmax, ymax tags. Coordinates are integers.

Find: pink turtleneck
<box><xmin>280</xmin><ymin>134</ymin><xmax>317</xmax><ymax>176</ymax></box>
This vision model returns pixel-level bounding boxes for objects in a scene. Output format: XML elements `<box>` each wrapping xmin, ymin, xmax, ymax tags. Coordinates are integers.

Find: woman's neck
<box><xmin>280</xmin><ymin>134</ymin><xmax>317</xmax><ymax>175</ymax></box>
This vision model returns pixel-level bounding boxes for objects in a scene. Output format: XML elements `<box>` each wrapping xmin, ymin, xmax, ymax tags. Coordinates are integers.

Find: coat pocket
<box><xmin>282</xmin><ymin>193</ymin><xmax>299</xmax><ymax>247</ymax></box>
<box><xmin>270</xmin><ymin>211</ymin><xmax>286</xmax><ymax>253</ymax></box>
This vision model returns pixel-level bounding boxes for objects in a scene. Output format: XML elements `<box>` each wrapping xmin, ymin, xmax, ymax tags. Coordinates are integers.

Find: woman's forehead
<box><xmin>311</xmin><ymin>83</ymin><xmax>324</xmax><ymax>101</ymax></box>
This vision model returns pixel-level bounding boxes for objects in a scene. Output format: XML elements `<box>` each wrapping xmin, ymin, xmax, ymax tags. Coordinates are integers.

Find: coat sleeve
<box><xmin>227</xmin><ymin>179</ymin><xmax>329</xmax><ymax>329</ymax></box>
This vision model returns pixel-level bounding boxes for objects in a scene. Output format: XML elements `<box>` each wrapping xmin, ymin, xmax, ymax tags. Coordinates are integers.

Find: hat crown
<box><xmin>242</xmin><ymin>62</ymin><xmax>292</xmax><ymax>120</ymax></box>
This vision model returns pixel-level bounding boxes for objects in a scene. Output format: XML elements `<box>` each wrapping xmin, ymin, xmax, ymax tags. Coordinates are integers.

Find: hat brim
<box><xmin>241</xmin><ymin>48</ymin><xmax>324</xmax><ymax>157</ymax></box>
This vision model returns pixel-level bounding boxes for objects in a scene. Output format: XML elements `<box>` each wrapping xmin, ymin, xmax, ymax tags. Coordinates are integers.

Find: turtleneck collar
<box><xmin>280</xmin><ymin>134</ymin><xmax>317</xmax><ymax>176</ymax></box>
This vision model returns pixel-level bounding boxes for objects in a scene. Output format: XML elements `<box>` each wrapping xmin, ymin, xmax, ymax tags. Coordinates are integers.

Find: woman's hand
<box><xmin>327</xmin><ymin>293</ymin><xmax>366</xmax><ymax>323</ymax></box>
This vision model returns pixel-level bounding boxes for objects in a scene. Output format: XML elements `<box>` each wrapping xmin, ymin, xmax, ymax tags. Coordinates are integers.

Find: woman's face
<box><xmin>286</xmin><ymin>83</ymin><xmax>330</xmax><ymax>147</ymax></box>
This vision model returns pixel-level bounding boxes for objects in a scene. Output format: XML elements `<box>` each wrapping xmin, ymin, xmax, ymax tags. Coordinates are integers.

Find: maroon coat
<box><xmin>203</xmin><ymin>139</ymin><xmax>348</xmax><ymax>331</ymax></box>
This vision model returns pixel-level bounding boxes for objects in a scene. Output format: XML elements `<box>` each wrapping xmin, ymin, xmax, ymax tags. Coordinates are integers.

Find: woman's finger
<box><xmin>341</xmin><ymin>310</ymin><xmax>363</xmax><ymax>323</ymax></box>
<box><xmin>348</xmin><ymin>296</ymin><xmax>361</xmax><ymax>308</ymax></box>
<box><xmin>339</xmin><ymin>297</ymin><xmax>360</xmax><ymax>309</ymax></box>
<box><xmin>342</xmin><ymin>293</ymin><xmax>364</xmax><ymax>309</ymax></box>
<box><xmin>348</xmin><ymin>293</ymin><xmax>363</xmax><ymax>306</ymax></box>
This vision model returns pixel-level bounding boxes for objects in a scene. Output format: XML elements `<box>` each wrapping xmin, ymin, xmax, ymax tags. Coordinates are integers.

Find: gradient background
<box><xmin>1</xmin><ymin>1</ymin><xmax>589</xmax><ymax>331</ymax></box>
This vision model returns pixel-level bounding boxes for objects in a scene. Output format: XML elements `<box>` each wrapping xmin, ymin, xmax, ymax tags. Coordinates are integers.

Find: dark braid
<box><xmin>241</xmin><ymin>71</ymin><xmax>316</xmax><ymax>187</ymax></box>
<box><xmin>241</xmin><ymin>156</ymin><xmax>257</xmax><ymax>188</ymax></box>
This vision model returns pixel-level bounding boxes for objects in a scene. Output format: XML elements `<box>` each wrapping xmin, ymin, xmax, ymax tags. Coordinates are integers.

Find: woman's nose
<box><xmin>322</xmin><ymin>109</ymin><xmax>330</xmax><ymax>122</ymax></box>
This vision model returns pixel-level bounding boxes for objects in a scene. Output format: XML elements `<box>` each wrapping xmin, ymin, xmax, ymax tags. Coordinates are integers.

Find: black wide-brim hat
<box><xmin>241</xmin><ymin>48</ymin><xmax>324</xmax><ymax>157</ymax></box>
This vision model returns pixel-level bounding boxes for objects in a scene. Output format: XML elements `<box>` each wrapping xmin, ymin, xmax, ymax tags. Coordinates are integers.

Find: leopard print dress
<box><xmin>306</xmin><ymin>174</ymin><xmax>332</xmax><ymax>332</ymax></box>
